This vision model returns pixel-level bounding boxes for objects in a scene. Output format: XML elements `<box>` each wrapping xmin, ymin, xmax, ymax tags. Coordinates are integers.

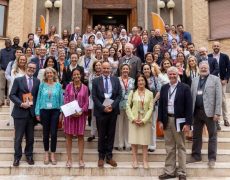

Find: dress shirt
<box><xmin>167</xmin><ymin>81</ymin><xmax>178</xmax><ymax>114</ymax></box>
<box><xmin>143</xmin><ymin>43</ymin><xmax>148</xmax><ymax>55</ymax></box>
<box><xmin>102</xmin><ymin>75</ymin><xmax>112</xmax><ymax>98</ymax></box>
<box><xmin>213</xmin><ymin>53</ymin><xmax>220</xmax><ymax>64</ymax></box>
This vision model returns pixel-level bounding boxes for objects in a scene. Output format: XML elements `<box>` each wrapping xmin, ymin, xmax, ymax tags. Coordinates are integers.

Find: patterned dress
<box><xmin>63</xmin><ymin>82</ymin><xmax>89</xmax><ymax>136</ymax></box>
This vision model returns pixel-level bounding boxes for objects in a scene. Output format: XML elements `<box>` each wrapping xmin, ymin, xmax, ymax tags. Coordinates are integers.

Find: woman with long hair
<box><xmin>126</xmin><ymin>74</ymin><xmax>153</xmax><ymax>169</ymax></box>
<box><xmin>35</xmin><ymin>67</ymin><xmax>63</xmax><ymax>165</ymax></box>
<box><xmin>108</xmin><ymin>47</ymin><xmax>119</xmax><ymax>76</ymax></box>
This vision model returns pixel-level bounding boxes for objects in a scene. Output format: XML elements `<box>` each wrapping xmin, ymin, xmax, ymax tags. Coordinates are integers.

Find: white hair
<box><xmin>199</xmin><ymin>61</ymin><xmax>210</xmax><ymax>69</ymax></box>
<box><xmin>125</xmin><ymin>43</ymin><xmax>134</xmax><ymax>49</ymax></box>
<box><xmin>167</xmin><ymin>66</ymin><xmax>179</xmax><ymax>75</ymax></box>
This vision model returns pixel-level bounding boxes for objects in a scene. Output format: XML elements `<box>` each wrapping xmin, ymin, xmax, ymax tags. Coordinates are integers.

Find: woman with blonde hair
<box><xmin>35</xmin><ymin>67</ymin><xmax>63</xmax><ymax>165</ymax></box>
<box><xmin>182</xmin><ymin>56</ymin><xmax>199</xmax><ymax>87</ymax></box>
<box><xmin>9</xmin><ymin>54</ymin><xmax>28</xmax><ymax>126</ymax></box>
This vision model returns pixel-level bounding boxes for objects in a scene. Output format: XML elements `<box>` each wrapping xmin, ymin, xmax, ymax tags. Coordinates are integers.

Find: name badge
<box><xmin>197</xmin><ymin>90</ymin><xmax>203</xmax><ymax>95</ymax></box>
<box><xmin>124</xmin><ymin>94</ymin><xmax>128</xmax><ymax>100</ymax></box>
<box><xmin>47</xmin><ymin>102</ymin><xmax>53</xmax><ymax>109</ymax></box>
<box><xmin>104</xmin><ymin>93</ymin><xmax>110</xmax><ymax>99</ymax></box>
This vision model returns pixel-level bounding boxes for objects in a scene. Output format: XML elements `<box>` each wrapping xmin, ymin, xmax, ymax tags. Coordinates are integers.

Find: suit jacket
<box><xmin>9</xmin><ymin>76</ymin><xmax>40</xmax><ymax>119</ymax></box>
<box><xmin>136</xmin><ymin>43</ymin><xmax>152</xmax><ymax>63</ymax></box>
<box><xmin>126</xmin><ymin>89</ymin><xmax>153</xmax><ymax>124</ymax></box>
<box><xmin>118</xmin><ymin>55</ymin><xmax>142</xmax><ymax>79</ymax></box>
<box><xmin>31</xmin><ymin>57</ymin><xmax>45</xmax><ymax>77</ymax></box>
<box><xmin>197</xmin><ymin>57</ymin><xmax>219</xmax><ymax>76</ymax></box>
<box><xmin>62</xmin><ymin>65</ymin><xmax>84</xmax><ymax>89</ymax></box>
<box><xmin>77</xmin><ymin>55</ymin><xmax>97</xmax><ymax>73</ymax></box>
<box><xmin>92</xmin><ymin>76</ymin><xmax>122</xmax><ymax>117</ymax></box>
<box><xmin>191</xmin><ymin>74</ymin><xmax>222</xmax><ymax>117</ymax></box>
<box><xmin>158</xmin><ymin>82</ymin><xmax>193</xmax><ymax>129</ymax></box>
<box><xmin>208</xmin><ymin>53</ymin><xmax>230</xmax><ymax>81</ymax></box>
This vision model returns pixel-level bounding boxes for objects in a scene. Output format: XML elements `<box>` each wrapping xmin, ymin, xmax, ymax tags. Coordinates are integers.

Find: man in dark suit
<box><xmin>92</xmin><ymin>61</ymin><xmax>122</xmax><ymax>168</ymax></box>
<box><xmin>118</xmin><ymin>43</ymin><xmax>142</xmax><ymax>79</ymax></box>
<box><xmin>158</xmin><ymin>66</ymin><xmax>192</xmax><ymax>180</ymax></box>
<box><xmin>69</xmin><ymin>26</ymin><xmax>81</xmax><ymax>42</ymax></box>
<box><xmin>136</xmin><ymin>34</ymin><xmax>152</xmax><ymax>63</ymax></box>
<box><xmin>31</xmin><ymin>46</ymin><xmax>47</xmax><ymax>77</ymax></box>
<box><xmin>197</xmin><ymin>47</ymin><xmax>219</xmax><ymax>76</ymax></box>
<box><xmin>208</xmin><ymin>42</ymin><xmax>230</xmax><ymax>128</ymax></box>
<box><xmin>9</xmin><ymin>62</ymin><xmax>40</xmax><ymax>166</ymax></box>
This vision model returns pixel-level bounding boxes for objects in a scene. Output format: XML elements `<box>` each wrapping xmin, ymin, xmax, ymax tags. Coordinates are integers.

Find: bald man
<box><xmin>208</xmin><ymin>42</ymin><xmax>230</xmax><ymax>128</ymax></box>
<box><xmin>92</xmin><ymin>61</ymin><xmax>122</xmax><ymax>168</ymax></box>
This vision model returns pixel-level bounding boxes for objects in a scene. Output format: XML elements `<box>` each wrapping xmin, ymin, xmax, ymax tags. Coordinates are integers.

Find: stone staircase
<box><xmin>0</xmin><ymin>105</ymin><xmax>230</xmax><ymax>179</ymax></box>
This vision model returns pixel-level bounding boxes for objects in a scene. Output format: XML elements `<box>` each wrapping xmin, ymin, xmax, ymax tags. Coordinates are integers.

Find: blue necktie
<box><xmin>105</xmin><ymin>77</ymin><xmax>108</xmax><ymax>93</ymax></box>
<box><xmin>28</xmin><ymin>77</ymin><xmax>33</xmax><ymax>92</ymax></box>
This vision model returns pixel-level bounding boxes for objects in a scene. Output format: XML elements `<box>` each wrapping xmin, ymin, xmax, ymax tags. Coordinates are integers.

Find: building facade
<box><xmin>0</xmin><ymin>0</ymin><xmax>230</xmax><ymax>55</ymax></box>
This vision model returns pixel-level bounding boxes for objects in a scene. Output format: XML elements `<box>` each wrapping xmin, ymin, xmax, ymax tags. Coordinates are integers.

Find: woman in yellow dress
<box><xmin>126</xmin><ymin>74</ymin><xmax>153</xmax><ymax>169</ymax></box>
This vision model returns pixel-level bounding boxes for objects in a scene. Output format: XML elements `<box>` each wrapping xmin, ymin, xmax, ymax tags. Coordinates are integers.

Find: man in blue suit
<box><xmin>92</xmin><ymin>61</ymin><xmax>122</xmax><ymax>168</ymax></box>
<box><xmin>136</xmin><ymin>34</ymin><xmax>152</xmax><ymax>63</ymax></box>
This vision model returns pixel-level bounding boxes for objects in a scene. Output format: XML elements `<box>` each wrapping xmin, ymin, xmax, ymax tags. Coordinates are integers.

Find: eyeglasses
<box><xmin>27</xmin><ymin>66</ymin><xmax>36</xmax><ymax>69</ymax></box>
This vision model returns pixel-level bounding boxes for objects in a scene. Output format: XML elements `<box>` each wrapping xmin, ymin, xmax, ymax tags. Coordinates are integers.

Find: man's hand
<box><xmin>36</xmin><ymin>116</ymin><xmax>40</xmax><ymax>121</ymax></box>
<box><xmin>182</xmin><ymin>125</ymin><xmax>190</xmax><ymax>132</ymax></box>
<box><xmin>158</xmin><ymin>121</ymin><xmax>164</xmax><ymax>131</ymax></box>
<box><xmin>213</xmin><ymin>114</ymin><xmax>220</xmax><ymax>122</ymax></box>
<box><xmin>20</xmin><ymin>102</ymin><xmax>30</xmax><ymax>109</ymax></box>
<box><xmin>104</xmin><ymin>105</ymin><xmax>112</xmax><ymax>113</ymax></box>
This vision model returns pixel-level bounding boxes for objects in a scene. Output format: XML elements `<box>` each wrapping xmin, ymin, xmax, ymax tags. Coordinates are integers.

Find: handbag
<box><xmin>156</xmin><ymin>120</ymin><xmax>164</xmax><ymax>137</ymax></box>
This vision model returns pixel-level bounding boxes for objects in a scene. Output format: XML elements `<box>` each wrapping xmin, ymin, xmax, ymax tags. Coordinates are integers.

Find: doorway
<box><xmin>93</xmin><ymin>14</ymin><xmax>127</xmax><ymax>28</ymax></box>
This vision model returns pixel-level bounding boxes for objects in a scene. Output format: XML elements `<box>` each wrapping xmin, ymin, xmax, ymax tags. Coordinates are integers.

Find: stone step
<box><xmin>0</xmin><ymin>137</ymin><xmax>230</xmax><ymax>150</ymax></box>
<box><xmin>0</xmin><ymin>106</ymin><xmax>10</xmax><ymax>112</ymax></box>
<box><xmin>0</xmin><ymin>161</ymin><xmax>230</xmax><ymax>177</ymax></box>
<box><xmin>0</xmin><ymin>176</ymin><xmax>226</xmax><ymax>180</ymax></box>
<box><xmin>0</xmin><ymin>121</ymin><xmax>229</xmax><ymax>138</ymax></box>
<box><xmin>0</xmin><ymin>148</ymin><xmax>229</xmax><ymax>162</ymax></box>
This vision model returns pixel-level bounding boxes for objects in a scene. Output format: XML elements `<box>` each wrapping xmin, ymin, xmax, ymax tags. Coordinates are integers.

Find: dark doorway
<box><xmin>93</xmin><ymin>15</ymin><xmax>127</xmax><ymax>28</ymax></box>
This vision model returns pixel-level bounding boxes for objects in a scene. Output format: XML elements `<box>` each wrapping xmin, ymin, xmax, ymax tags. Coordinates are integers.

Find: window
<box><xmin>209</xmin><ymin>0</ymin><xmax>230</xmax><ymax>40</ymax></box>
<box><xmin>0</xmin><ymin>0</ymin><xmax>8</xmax><ymax>37</ymax></box>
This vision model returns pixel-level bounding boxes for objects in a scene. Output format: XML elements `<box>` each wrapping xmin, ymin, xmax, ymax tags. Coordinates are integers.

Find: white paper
<box><xmin>176</xmin><ymin>118</ymin><xmax>186</xmax><ymax>132</ymax></box>
<box><xmin>61</xmin><ymin>100</ymin><xmax>82</xmax><ymax>117</ymax></box>
<box><xmin>103</xmin><ymin>98</ymin><xmax>114</xmax><ymax>106</ymax></box>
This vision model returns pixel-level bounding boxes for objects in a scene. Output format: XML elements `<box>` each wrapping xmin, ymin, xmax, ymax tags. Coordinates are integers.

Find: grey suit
<box><xmin>118</xmin><ymin>55</ymin><xmax>141</xmax><ymax>79</ymax></box>
<box><xmin>191</xmin><ymin>74</ymin><xmax>222</xmax><ymax>161</ymax></box>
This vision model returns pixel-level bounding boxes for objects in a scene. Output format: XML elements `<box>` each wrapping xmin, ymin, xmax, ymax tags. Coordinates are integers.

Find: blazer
<box><xmin>126</xmin><ymin>89</ymin><xmax>154</xmax><ymax>124</ymax></box>
<box><xmin>191</xmin><ymin>74</ymin><xmax>222</xmax><ymax>117</ymax></box>
<box><xmin>62</xmin><ymin>65</ymin><xmax>84</xmax><ymax>89</ymax></box>
<box><xmin>208</xmin><ymin>53</ymin><xmax>230</xmax><ymax>81</ymax></box>
<box><xmin>158</xmin><ymin>82</ymin><xmax>193</xmax><ymax>129</ymax></box>
<box><xmin>197</xmin><ymin>57</ymin><xmax>219</xmax><ymax>76</ymax></box>
<box><xmin>31</xmin><ymin>57</ymin><xmax>46</xmax><ymax>77</ymax></box>
<box><xmin>118</xmin><ymin>55</ymin><xmax>142</xmax><ymax>79</ymax></box>
<box><xmin>92</xmin><ymin>76</ymin><xmax>122</xmax><ymax>117</ymax></box>
<box><xmin>9</xmin><ymin>76</ymin><xmax>40</xmax><ymax>119</ymax></box>
<box><xmin>136</xmin><ymin>43</ymin><xmax>152</xmax><ymax>63</ymax></box>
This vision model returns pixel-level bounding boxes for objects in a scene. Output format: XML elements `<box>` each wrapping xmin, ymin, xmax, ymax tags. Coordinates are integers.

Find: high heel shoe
<box><xmin>44</xmin><ymin>152</ymin><xmax>49</xmax><ymax>165</ymax></box>
<box><xmin>132</xmin><ymin>161</ymin><xmax>138</xmax><ymax>169</ymax></box>
<box><xmin>66</xmin><ymin>160</ymin><xmax>72</xmax><ymax>168</ymax></box>
<box><xmin>143</xmin><ymin>161</ymin><xmax>149</xmax><ymax>169</ymax></box>
<box><xmin>79</xmin><ymin>160</ymin><xmax>85</xmax><ymax>168</ymax></box>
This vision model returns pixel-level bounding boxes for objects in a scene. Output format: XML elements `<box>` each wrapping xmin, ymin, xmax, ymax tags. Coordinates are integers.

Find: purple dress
<box><xmin>64</xmin><ymin>83</ymin><xmax>89</xmax><ymax>135</ymax></box>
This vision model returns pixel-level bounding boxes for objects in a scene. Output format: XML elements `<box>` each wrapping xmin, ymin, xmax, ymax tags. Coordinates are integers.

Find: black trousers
<box><xmin>14</xmin><ymin>116</ymin><xmax>34</xmax><ymax>160</ymax></box>
<box><xmin>40</xmin><ymin>109</ymin><xmax>60</xmax><ymax>152</ymax></box>
<box><xmin>192</xmin><ymin>109</ymin><xmax>217</xmax><ymax>161</ymax></box>
<box><xmin>96</xmin><ymin>113</ymin><xmax>117</xmax><ymax>160</ymax></box>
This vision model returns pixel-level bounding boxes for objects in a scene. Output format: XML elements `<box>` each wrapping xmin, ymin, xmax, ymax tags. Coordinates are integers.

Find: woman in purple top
<box><xmin>63</xmin><ymin>67</ymin><xmax>89</xmax><ymax>168</ymax></box>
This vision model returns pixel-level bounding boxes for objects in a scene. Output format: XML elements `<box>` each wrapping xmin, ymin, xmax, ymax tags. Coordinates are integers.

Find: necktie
<box><xmin>40</xmin><ymin>58</ymin><xmax>44</xmax><ymax>69</ymax></box>
<box><xmin>28</xmin><ymin>77</ymin><xmax>33</xmax><ymax>92</ymax></box>
<box><xmin>105</xmin><ymin>77</ymin><xmax>109</xmax><ymax>93</ymax></box>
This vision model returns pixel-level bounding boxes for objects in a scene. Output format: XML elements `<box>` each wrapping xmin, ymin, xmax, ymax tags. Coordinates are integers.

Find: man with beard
<box><xmin>187</xmin><ymin>61</ymin><xmax>222</xmax><ymax>168</ymax></box>
<box><xmin>208</xmin><ymin>41</ymin><xmax>230</xmax><ymax>128</ymax></box>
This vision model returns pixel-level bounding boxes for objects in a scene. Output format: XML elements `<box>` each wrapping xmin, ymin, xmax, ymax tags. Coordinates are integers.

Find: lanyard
<box><xmin>73</xmin><ymin>83</ymin><xmax>82</xmax><ymax>99</ymax></box>
<box><xmin>199</xmin><ymin>75</ymin><xmax>208</xmax><ymax>89</ymax></box>
<box><xmin>84</xmin><ymin>58</ymin><xmax>90</xmax><ymax>69</ymax></box>
<box><xmin>168</xmin><ymin>85</ymin><xmax>177</xmax><ymax>100</ymax></box>
<box><xmin>121</xmin><ymin>78</ymin><xmax>129</xmax><ymax>93</ymax></box>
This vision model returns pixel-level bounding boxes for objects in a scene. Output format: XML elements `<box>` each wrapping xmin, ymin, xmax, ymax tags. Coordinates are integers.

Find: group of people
<box><xmin>0</xmin><ymin>23</ymin><xmax>229</xmax><ymax>180</ymax></box>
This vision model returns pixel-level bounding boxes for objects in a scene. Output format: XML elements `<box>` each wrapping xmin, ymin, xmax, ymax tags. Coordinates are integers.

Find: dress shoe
<box><xmin>87</xmin><ymin>136</ymin><xmax>95</xmax><ymax>142</ymax></box>
<box><xmin>148</xmin><ymin>148</ymin><xmax>155</xmax><ymax>152</ymax></box>
<box><xmin>98</xmin><ymin>159</ymin><xmax>104</xmax><ymax>168</ymax></box>
<box><xmin>224</xmin><ymin>120</ymin><xmax>230</xmax><ymax>127</ymax></box>
<box><xmin>186</xmin><ymin>156</ymin><xmax>201</xmax><ymax>164</ymax></box>
<box><xmin>106</xmin><ymin>159</ymin><xmax>117</xmax><ymax>167</ymax></box>
<box><xmin>216</xmin><ymin>122</ymin><xmax>221</xmax><ymax>131</ymax></box>
<box><xmin>179</xmin><ymin>174</ymin><xmax>187</xmax><ymax>180</ymax></box>
<box><xmin>26</xmin><ymin>157</ymin><xmax>34</xmax><ymax>165</ymax></box>
<box><xmin>159</xmin><ymin>173</ymin><xmax>176</xmax><ymax>179</ymax></box>
<box><xmin>208</xmin><ymin>160</ymin><xmax>215</xmax><ymax>168</ymax></box>
<box><xmin>13</xmin><ymin>159</ymin><xmax>20</xmax><ymax>167</ymax></box>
